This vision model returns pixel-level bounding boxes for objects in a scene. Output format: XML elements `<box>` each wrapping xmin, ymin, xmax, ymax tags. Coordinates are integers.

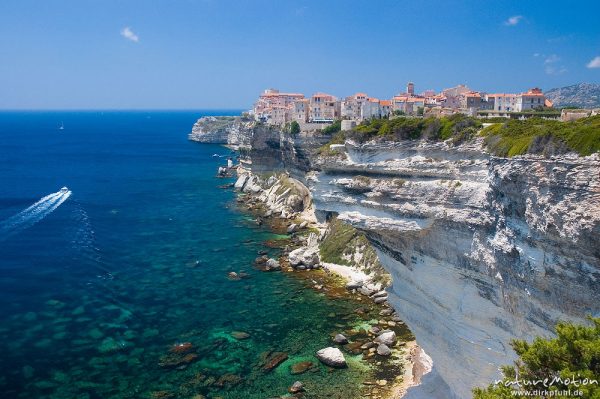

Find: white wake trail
<box><xmin>0</xmin><ymin>188</ymin><xmax>72</xmax><ymax>240</ymax></box>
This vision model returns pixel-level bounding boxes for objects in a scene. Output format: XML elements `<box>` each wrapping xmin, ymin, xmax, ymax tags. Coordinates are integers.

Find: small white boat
<box><xmin>60</xmin><ymin>187</ymin><xmax>69</xmax><ymax>194</ymax></box>
<box><xmin>58</xmin><ymin>121</ymin><xmax>65</xmax><ymax>130</ymax></box>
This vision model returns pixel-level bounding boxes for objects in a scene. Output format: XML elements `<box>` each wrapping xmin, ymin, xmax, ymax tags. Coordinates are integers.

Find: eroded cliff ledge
<box><xmin>190</xmin><ymin>118</ymin><xmax>600</xmax><ymax>398</ymax></box>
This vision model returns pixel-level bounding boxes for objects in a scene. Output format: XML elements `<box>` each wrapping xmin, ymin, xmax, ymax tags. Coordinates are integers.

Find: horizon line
<box><xmin>0</xmin><ymin>108</ymin><xmax>247</xmax><ymax>112</ymax></box>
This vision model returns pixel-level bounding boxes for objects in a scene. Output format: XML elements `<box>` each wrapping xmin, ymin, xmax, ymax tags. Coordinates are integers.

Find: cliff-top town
<box><xmin>250</xmin><ymin>83</ymin><xmax>599</xmax><ymax>131</ymax></box>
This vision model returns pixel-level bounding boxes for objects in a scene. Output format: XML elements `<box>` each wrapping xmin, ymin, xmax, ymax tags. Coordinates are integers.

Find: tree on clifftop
<box><xmin>289</xmin><ymin>121</ymin><xmax>301</xmax><ymax>136</ymax></box>
<box><xmin>473</xmin><ymin>317</ymin><xmax>600</xmax><ymax>398</ymax></box>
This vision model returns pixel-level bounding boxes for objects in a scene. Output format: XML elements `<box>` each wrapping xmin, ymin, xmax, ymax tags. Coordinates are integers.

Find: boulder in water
<box><xmin>234</xmin><ymin>174</ymin><xmax>248</xmax><ymax>190</ymax></box>
<box><xmin>265</xmin><ymin>258</ymin><xmax>281</xmax><ymax>271</ymax></box>
<box><xmin>333</xmin><ymin>334</ymin><xmax>348</xmax><ymax>344</ymax></box>
<box><xmin>316</xmin><ymin>347</ymin><xmax>347</xmax><ymax>368</ymax></box>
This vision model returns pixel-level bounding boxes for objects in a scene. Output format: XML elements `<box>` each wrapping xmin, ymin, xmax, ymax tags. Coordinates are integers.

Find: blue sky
<box><xmin>1</xmin><ymin>0</ymin><xmax>599</xmax><ymax>109</ymax></box>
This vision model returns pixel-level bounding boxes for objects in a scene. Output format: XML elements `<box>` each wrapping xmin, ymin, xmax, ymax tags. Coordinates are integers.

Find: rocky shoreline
<box><xmin>226</xmin><ymin>167</ymin><xmax>429</xmax><ymax>398</ymax></box>
<box><xmin>191</xmin><ymin>115</ymin><xmax>600</xmax><ymax>398</ymax></box>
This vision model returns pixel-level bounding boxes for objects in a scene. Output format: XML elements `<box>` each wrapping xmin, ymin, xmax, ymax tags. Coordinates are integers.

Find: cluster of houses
<box><xmin>250</xmin><ymin>83</ymin><xmax>557</xmax><ymax>129</ymax></box>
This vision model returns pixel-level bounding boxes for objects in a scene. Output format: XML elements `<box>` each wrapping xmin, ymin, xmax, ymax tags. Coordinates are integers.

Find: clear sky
<box><xmin>1</xmin><ymin>0</ymin><xmax>599</xmax><ymax>109</ymax></box>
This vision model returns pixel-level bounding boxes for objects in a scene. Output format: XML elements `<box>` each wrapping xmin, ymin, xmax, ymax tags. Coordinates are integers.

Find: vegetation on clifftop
<box><xmin>344</xmin><ymin>114</ymin><xmax>482</xmax><ymax>144</ymax></box>
<box><xmin>473</xmin><ymin>317</ymin><xmax>600</xmax><ymax>398</ymax></box>
<box><xmin>321</xmin><ymin>119</ymin><xmax>342</xmax><ymax>135</ymax></box>
<box><xmin>317</xmin><ymin>114</ymin><xmax>600</xmax><ymax>157</ymax></box>
<box><xmin>481</xmin><ymin>115</ymin><xmax>600</xmax><ymax>157</ymax></box>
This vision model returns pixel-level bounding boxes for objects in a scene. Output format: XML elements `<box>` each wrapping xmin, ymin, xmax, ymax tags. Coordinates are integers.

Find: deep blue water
<box><xmin>0</xmin><ymin>111</ymin><xmax>376</xmax><ymax>399</ymax></box>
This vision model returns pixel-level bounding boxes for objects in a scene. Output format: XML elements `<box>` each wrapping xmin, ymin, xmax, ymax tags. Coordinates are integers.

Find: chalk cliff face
<box><xmin>190</xmin><ymin>118</ymin><xmax>600</xmax><ymax>398</ymax></box>
<box><xmin>311</xmin><ymin>141</ymin><xmax>600</xmax><ymax>398</ymax></box>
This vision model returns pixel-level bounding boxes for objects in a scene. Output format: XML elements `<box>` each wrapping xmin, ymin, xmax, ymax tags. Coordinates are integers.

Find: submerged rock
<box><xmin>98</xmin><ymin>337</ymin><xmax>125</xmax><ymax>353</ymax></box>
<box><xmin>345</xmin><ymin>341</ymin><xmax>364</xmax><ymax>355</ymax></box>
<box><xmin>169</xmin><ymin>342</ymin><xmax>194</xmax><ymax>354</ymax></box>
<box><xmin>214</xmin><ymin>373</ymin><xmax>242</xmax><ymax>388</ymax></box>
<box><xmin>158</xmin><ymin>352</ymin><xmax>199</xmax><ymax>369</ymax></box>
<box><xmin>227</xmin><ymin>272</ymin><xmax>241</xmax><ymax>281</ymax></box>
<box><xmin>290</xmin><ymin>361</ymin><xmax>314</xmax><ymax>375</ymax></box>
<box><xmin>230</xmin><ymin>331</ymin><xmax>250</xmax><ymax>340</ymax></box>
<box><xmin>316</xmin><ymin>347</ymin><xmax>347</xmax><ymax>368</ymax></box>
<box><xmin>260</xmin><ymin>351</ymin><xmax>288</xmax><ymax>372</ymax></box>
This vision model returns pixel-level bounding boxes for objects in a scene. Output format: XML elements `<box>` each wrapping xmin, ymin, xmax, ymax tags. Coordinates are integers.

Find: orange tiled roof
<box><xmin>520</xmin><ymin>92</ymin><xmax>545</xmax><ymax>97</ymax></box>
<box><xmin>380</xmin><ymin>100</ymin><xmax>392</xmax><ymax>106</ymax></box>
<box><xmin>312</xmin><ymin>92</ymin><xmax>335</xmax><ymax>98</ymax></box>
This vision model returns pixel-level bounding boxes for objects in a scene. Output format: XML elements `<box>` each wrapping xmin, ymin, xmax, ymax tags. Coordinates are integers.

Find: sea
<box><xmin>0</xmin><ymin>111</ymin><xmax>380</xmax><ymax>399</ymax></box>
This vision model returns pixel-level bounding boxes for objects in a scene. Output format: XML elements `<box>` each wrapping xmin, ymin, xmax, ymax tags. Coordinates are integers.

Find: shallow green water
<box><xmin>0</xmin><ymin>111</ymin><xmax>389</xmax><ymax>399</ymax></box>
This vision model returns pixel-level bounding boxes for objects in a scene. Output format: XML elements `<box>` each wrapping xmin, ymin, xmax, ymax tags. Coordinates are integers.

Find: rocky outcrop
<box><xmin>190</xmin><ymin>116</ymin><xmax>600</xmax><ymax>398</ymax></box>
<box><xmin>189</xmin><ymin>116</ymin><xmax>253</xmax><ymax>147</ymax></box>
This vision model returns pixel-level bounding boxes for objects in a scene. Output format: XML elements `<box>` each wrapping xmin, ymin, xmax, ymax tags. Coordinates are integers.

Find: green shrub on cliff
<box><xmin>289</xmin><ymin>120</ymin><xmax>301</xmax><ymax>136</ymax></box>
<box><xmin>319</xmin><ymin>216</ymin><xmax>389</xmax><ymax>285</ymax></box>
<box><xmin>321</xmin><ymin>114</ymin><xmax>599</xmax><ymax>158</ymax></box>
<box><xmin>343</xmin><ymin>114</ymin><xmax>482</xmax><ymax>143</ymax></box>
<box><xmin>320</xmin><ymin>217</ymin><xmax>358</xmax><ymax>265</ymax></box>
<box><xmin>481</xmin><ymin>115</ymin><xmax>600</xmax><ymax>157</ymax></box>
<box><xmin>473</xmin><ymin>317</ymin><xmax>600</xmax><ymax>399</ymax></box>
<box><xmin>321</xmin><ymin>120</ymin><xmax>342</xmax><ymax>135</ymax></box>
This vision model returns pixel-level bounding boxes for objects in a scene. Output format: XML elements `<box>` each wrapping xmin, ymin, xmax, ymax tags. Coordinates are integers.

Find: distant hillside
<box><xmin>545</xmin><ymin>83</ymin><xmax>600</xmax><ymax>108</ymax></box>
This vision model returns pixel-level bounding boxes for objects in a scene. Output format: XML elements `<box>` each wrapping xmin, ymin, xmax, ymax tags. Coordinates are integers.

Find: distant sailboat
<box><xmin>58</xmin><ymin>121</ymin><xmax>65</xmax><ymax>130</ymax></box>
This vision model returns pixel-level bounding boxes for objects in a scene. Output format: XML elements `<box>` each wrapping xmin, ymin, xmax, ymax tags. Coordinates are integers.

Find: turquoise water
<box><xmin>0</xmin><ymin>111</ymin><xmax>380</xmax><ymax>398</ymax></box>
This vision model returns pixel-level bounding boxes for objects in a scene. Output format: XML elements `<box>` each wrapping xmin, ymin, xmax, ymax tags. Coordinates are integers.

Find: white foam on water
<box><xmin>0</xmin><ymin>188</ymin><xmax>72</xmax><ymax>240</ymax></box>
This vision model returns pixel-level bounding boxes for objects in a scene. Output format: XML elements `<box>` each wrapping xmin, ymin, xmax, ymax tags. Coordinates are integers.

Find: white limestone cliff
<box><xmin>190</xmin><ymin>117</ymin><xmax>600</xmax><ymax>398</ymax></box>
<box><xmin>311</xmin><ymin>140</ymin><xmax>600</xmax><ymax>398</ymax></box>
